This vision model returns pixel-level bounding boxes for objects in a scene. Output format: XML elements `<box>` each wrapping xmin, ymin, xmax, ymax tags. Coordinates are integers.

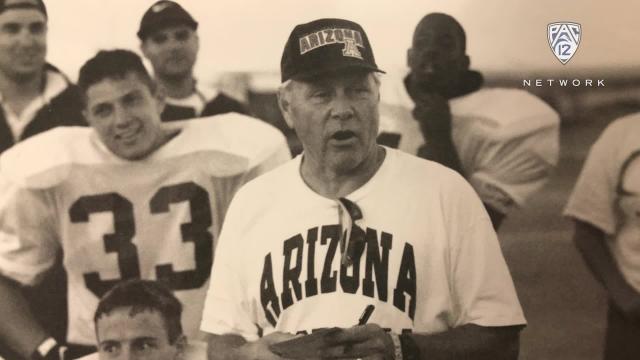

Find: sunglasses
<box><xmin>337</xmin><ymin>198</ymin><xmax>366</xmax><ymax>267</ymax></box>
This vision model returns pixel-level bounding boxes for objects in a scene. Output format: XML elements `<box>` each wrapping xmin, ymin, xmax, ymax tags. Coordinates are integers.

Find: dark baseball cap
<box><xmin>137</xmin><ymin>0</ymin><xmax>198</xmax><ymax>40</ymax></box>
<box><xmin>0</xmin><ymin>0</ymin><xmax>47</xmax><ymax>18</ymax></box>
<box><xmin>281</xmin><ymin>18</ymin><xmax>384</xmax><ymax>82</ymax></box>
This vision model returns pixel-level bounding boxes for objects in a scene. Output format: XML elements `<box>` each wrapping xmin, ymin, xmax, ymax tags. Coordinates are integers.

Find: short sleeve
<box><xmin>0</xmin><ymin>174</ymin><xmax>59</xmax><ymax>286</ymax></box>
<box><xmin>200</xmin><ymin>189</ymin><xmax>261</xmax><ymax>341</ymax></box>
<box><xmin>564</xmin><ymin>124</ymin><xmax>619</xmax><ymax>235</ymax></box>
<box><xmin>445</xmin><ymin>174</ymin><xmax>526</xmax><ymax>327</ymax></box>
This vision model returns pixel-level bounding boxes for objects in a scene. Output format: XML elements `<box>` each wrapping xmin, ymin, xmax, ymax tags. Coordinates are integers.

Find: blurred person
<box><xmin>201</xmin><ymin>18</ymin><xmax>525</xmax><ymax>360</ymax></box>
<box><xmin>379</xmin><ymin>13</ymin><xmax>559</xmax><ymax>229</ymax></box>
<box><xmin>0</xmin><ymin>0</ymin><xmax>86</xmax><ymax>357</ymax></box>
<box><xmin>78</xmin><ymin>279</ymin><xmax>205</xmax><ymax>360</ymax></box>
<box><xmin>138</xmin><ymin>0</ymin><xmax>249</xmax><ymax>122</ymax></box>
<box><xmin>565</xmin><ymin>114</ymin><xmax>640</xmax><ymax>359</ymax></box>
<box><xmin>0</xmin><ymin>49</ymin><xmax>289</xmax><ymax>360</ymax></box>
<box><xmin>0</xmin><ymin>0</ymin><xmax>85</xmax><ymax>153</ymax></box>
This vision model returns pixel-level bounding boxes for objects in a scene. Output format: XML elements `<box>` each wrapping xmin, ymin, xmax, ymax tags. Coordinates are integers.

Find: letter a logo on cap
<box><xmin>342</xmin><ymin>39</ymin><xmax>363</xmax><ymax>59</ymax></box>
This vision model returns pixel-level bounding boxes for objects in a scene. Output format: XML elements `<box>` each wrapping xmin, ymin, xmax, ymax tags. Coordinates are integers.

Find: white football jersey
<box><xmin>379</xmin><ymin>73</ymin><xmax>560</xmax><ymax>213</ymax></box>
<box><xmin>201</xmin><ymin>148</ymin><xmax>525</xmax><ymax>340</ymax></box>
<box><xmin>564</xmin><ymin>113</ymin><xmax>640</xmax><ymax>292</ymax></box>
<box><xmin>0</xmin><ymin>114</ymin><xmax>290</xmax><ymax>345</ymax></box>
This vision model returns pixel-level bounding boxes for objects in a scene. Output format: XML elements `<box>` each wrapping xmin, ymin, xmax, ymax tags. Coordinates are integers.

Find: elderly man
<box><xmin>201</xmin><ymin>18</ymin><xmax>525</xmax><ymax>360</ymax></box>
<box><xmin>0</xmin><ymin>49</ymin><xmax>289</xmax><ymax>360</ymax></box>
<box><xmin>138</xmin><ymin>0</ymin><xmax>249</xmax><ymax>121</ymax></box>
<box><xmin>379</xmin><ymin>13</ymin><xmax>559</xmax><ymax>229</ymax></box>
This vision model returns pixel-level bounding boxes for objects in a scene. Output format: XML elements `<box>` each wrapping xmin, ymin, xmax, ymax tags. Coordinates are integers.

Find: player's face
<box><xmin>0</xmin><ymin>2</ymin><xmax>46</xmax><ymax>80</ymax></box>
<box><xmin>281</xmin><ymin>71</ymin><xmax>380</xmax><ymax>174</ymax></box>
<box><xmin>407</xmin><ymin>16</ymin><xmax>468</xmax><ymax>94</ymax></box>
<box><xmin>84</xmin><ymin>72</ymin><xmax>166</xmax><ymax>161</ymax></box>
<box><xmin>97</xmin><ymin>307</ymin><xmax>184</xmax><ymax>360</ymax></box>
<box><xmin>141</xmin><ymin>25</ymin><xmax>198</xmax><ymax>79</ymax></box>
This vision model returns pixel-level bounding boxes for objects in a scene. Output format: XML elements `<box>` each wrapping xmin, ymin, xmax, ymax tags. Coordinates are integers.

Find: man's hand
<box><xmin>411</xmin><ymin>92</ymin><xmax>452</xmax><ymax>138</ymax></box>
<box><xmin>321</xmin><ymin>324</ymin><xmax>395</xmax><ymax>360</ymax></box>
<box><xmin>237</xmin><ymin>332</ymin><xmax>298</xmax><ymax>360</ymax></box>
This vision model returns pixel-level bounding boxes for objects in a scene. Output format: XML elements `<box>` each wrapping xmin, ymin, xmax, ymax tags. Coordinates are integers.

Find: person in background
<box><xmin>378</xmin><ymin>13</ymin><xmax>559</xmax><ymax>229</ymax></box>
<box><xmin>138</xmin><ymin>0</ymin><xmax>249</xmax><ymax>122</ymax></box>
<box><xmin>0</xmin><ymin>0</ymin><xmax>85</xmax><ymax>357</ymax></box>
<box><xmin>565</xmin><ymin>114</ymin><xmax>640</xmax><ymax>360</ymax></box>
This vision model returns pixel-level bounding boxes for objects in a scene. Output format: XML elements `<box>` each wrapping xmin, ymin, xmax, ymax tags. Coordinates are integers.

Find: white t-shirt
<box><xmin>0</xmin><ymin>114</ymin><xmax>290</xmax><ymax>345</ymax></box>
<box><xmin>379</xmin><ymin>73</ymin><xmax>560</xmax><ymax>213</ymax></box>
<box><xmin>201</xmin><ymin>147</ymin><xmax>525</xmax><ymax>340</ymax></box>
<box><xmin>564</xmin><ymin>113</ymin><xmax>640</xmax><ymax>292</ymax></box>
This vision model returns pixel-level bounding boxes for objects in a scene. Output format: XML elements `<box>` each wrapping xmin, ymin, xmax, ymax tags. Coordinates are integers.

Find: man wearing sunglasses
<box><xmin>201</xmin><ymin>18</ymin><xmax>525</xmax><ymax>360</ymax></box>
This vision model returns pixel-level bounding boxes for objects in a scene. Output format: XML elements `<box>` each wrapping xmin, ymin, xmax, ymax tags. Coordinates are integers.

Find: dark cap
<box><xmin>281</xmin><ymin>18</ymin><xmax>384</xmax><ymax>82</ymax></box>
<box><xmin>0</xmin><ymin>0</ymin><xmax>47</xmax><ymax>18</ymax></box>
<box><xmin>137</xmin><ymin>0</ymin><xmax>198</xmax><ymax>40</ymax></box>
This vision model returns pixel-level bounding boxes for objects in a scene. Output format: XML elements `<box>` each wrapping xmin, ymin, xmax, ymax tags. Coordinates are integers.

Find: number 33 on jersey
<box><xmin>0</xmin><ymin>115</ymin><xmax>290</xmax><ymax>345</ymax></box>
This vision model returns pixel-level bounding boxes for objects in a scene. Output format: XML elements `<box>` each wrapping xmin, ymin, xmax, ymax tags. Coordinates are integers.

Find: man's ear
<box><xmin>140</xmin><ymin>40</ymin><xmax>150</xmax><ymax>60</ymax></box>
<box><xmin>152</xmin><ymin>83</ymin><xmax>166</xmax><ymax>116</ymax></box>
<box><xmin>407</xmin><ymin>47</ymin><xmax>415</xmax><ymax>68</ymax></box>
<box><xmin>462</xmin><ymin>54</ymin><xmax>470</xmax><ymax>71</ymax></box>
<box><xmin>277</xmin><ymin>88</ymin><xmax>294</xmax><ymax>129</ymax></box>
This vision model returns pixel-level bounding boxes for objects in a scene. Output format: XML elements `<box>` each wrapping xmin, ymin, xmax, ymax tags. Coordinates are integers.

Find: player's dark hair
<box><xmin>94</xmin><ymin>279</ymin><xmax>183</xmax><ymax>344</ymax></box>
<box><xmin>413</xmin><ymin>12</ymin><xmax>466</xmax><ymax>52</ymax></box>
<box><xmin>77</xmin><ymin>49</ymin><xmax>155</xmax><ymax>103</ymax></box>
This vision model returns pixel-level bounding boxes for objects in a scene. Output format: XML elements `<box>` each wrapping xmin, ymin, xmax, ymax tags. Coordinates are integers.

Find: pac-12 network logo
<box><xmin>548</xmin><ymin>22</ymin><xmax>581</xmax><ymax>65</ymax></box>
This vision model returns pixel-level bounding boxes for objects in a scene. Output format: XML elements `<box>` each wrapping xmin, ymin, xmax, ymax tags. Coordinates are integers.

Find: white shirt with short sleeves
<box><xmin>564</xmin><ymin>113</ymin><xmax>640</xmax><ymax>292</ymax></box>
<box><xmin>200</xmin><ymin>147</ymin><xmax>525</xmax><ymax>340</ymax></box>
<box><xmin>0</xmin><ymin>114</ymin><xmax>290</xmax><ymax>345</ymax></box>
<box><xmin>379</xmin><ymin>73</ymin><xmax>560</xmax><ymax>213</ymax></box>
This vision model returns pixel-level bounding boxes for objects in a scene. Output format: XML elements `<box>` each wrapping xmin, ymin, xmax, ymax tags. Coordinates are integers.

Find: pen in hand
<box><xmin>358</xmin><ymin>304</ymin><xmax>375</xmax><ymax>325</ymax></box>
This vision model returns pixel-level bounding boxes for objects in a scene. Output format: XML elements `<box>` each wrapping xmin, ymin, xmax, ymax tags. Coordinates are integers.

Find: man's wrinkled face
<box><xmin>280</xmin><ymin>70</ymin><xmax>380</xmax><ymax>174</ymax></box>
<box><xmin>97</xmin><ymin>307</ymin><xmax>184</xmax><ymax>360</ymax></box>
<box><xmin>141</xmin><ymin>24</ymin><xmax>198</xmax><ymax>79</ymax></box>
<box><xmin>83</xmin><ymin>72</ymin><xmax>166</xmax><ymax>161</ymax></box>
<box><xmin>407</xmin><ymin>16</ymin><xmax>468</xmax><ymax>93</ymax></box>
<box><xmin>0</xmin><ymin>1</ymin><xmax>46</xmax><ymax>80</ymax></box>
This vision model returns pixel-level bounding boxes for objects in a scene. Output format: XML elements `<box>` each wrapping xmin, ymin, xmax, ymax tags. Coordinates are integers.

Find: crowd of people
<box><xmin>0</xmin><ymin>1</ymin><xmax>636</xmax><ymax>360</ymax></box>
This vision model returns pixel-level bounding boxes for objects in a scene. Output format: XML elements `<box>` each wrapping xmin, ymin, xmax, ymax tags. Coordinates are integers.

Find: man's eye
<box><xmin>100</xmin><ymin>343</ymin><xmax>119</xmax><ymax>354</ymax></box>
<box><xmin>123</xmin><ymin>94</ymin><xmax>143</xmax><ymax>106</ymax></box>
<box><xmin>175</xmin><ymin>30</ymin><xmax>190</xmax><ymax>41</ymax></box>
<box><xmin>2</xmin><ymin>23</ymin><xmax>20</xmax><ymax>34</ymax></box>
<box><xmin>150</xmin><ymin>34</ymin><xmax>168</xmax><ymax>44</ymax></box>
<box><xmin>29</xmin><ymin>22</ymin><xmax>45</xmax><ymax>35</ymax></box>
<box><xmin>92</xmin><ymin>105</ymin><xmax>112</xmax><ymax>117</ymax></box>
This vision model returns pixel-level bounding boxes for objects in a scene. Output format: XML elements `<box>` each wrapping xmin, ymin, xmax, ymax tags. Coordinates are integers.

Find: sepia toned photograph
<box><xmin>0</xmin><ymin>1</ymin><xmax>638</xmax><ymax>359</ymax></box>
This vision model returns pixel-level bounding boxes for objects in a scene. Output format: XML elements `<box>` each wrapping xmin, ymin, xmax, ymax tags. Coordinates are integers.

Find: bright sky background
<box><xmin>45</xmin><ymin>0</ymin><xmax>640</xmax><ymax>82</ymax></box>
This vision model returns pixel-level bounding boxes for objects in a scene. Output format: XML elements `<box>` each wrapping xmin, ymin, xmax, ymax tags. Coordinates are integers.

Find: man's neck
<box><xmin>0</xmin><ymin>69</ymin><xmax>44</xmax><ymax>101</ymax></box>
<box><xmin>156</xmin><ymin>74</ymin><xmax>196</xmax><ymax>99</ymax></box>
<box><xmin>300</xmin><ymin>146</ymin><xmax>386</xmax><ymax>199</ymax></box>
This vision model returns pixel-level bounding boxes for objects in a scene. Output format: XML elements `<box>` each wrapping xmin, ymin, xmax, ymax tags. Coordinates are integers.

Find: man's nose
<box><xmin>113</xmin><ymin>105</ymin><xmax>133</xmax><ymax>128</ymax></box>
<box><xmin>330</xmin><ymin>92</ymin><xmax>354</xmax><ymax>121</ymax></box>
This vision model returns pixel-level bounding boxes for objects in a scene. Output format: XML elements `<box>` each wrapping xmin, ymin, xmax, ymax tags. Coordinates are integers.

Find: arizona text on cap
<box><xmin>137</xmin><ymin>0</ymin><xmax>198</xmax><ymax>40</ymax></box>
<box><xmin>280</xmin><ymin>18</ymin><xmax>384</xmax><ymax>82</ymax></box>
<box><xmin>0</xmin><ymin>0</ymin><xmax>47</xmax><ymax>18</ymax></box>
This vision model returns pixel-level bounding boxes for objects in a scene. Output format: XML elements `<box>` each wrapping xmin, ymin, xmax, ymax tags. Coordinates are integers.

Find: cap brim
<box><xmin>290</xmin><ymin>63</ymin><xmax>385</xmax><ymax>82</ymax></box>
